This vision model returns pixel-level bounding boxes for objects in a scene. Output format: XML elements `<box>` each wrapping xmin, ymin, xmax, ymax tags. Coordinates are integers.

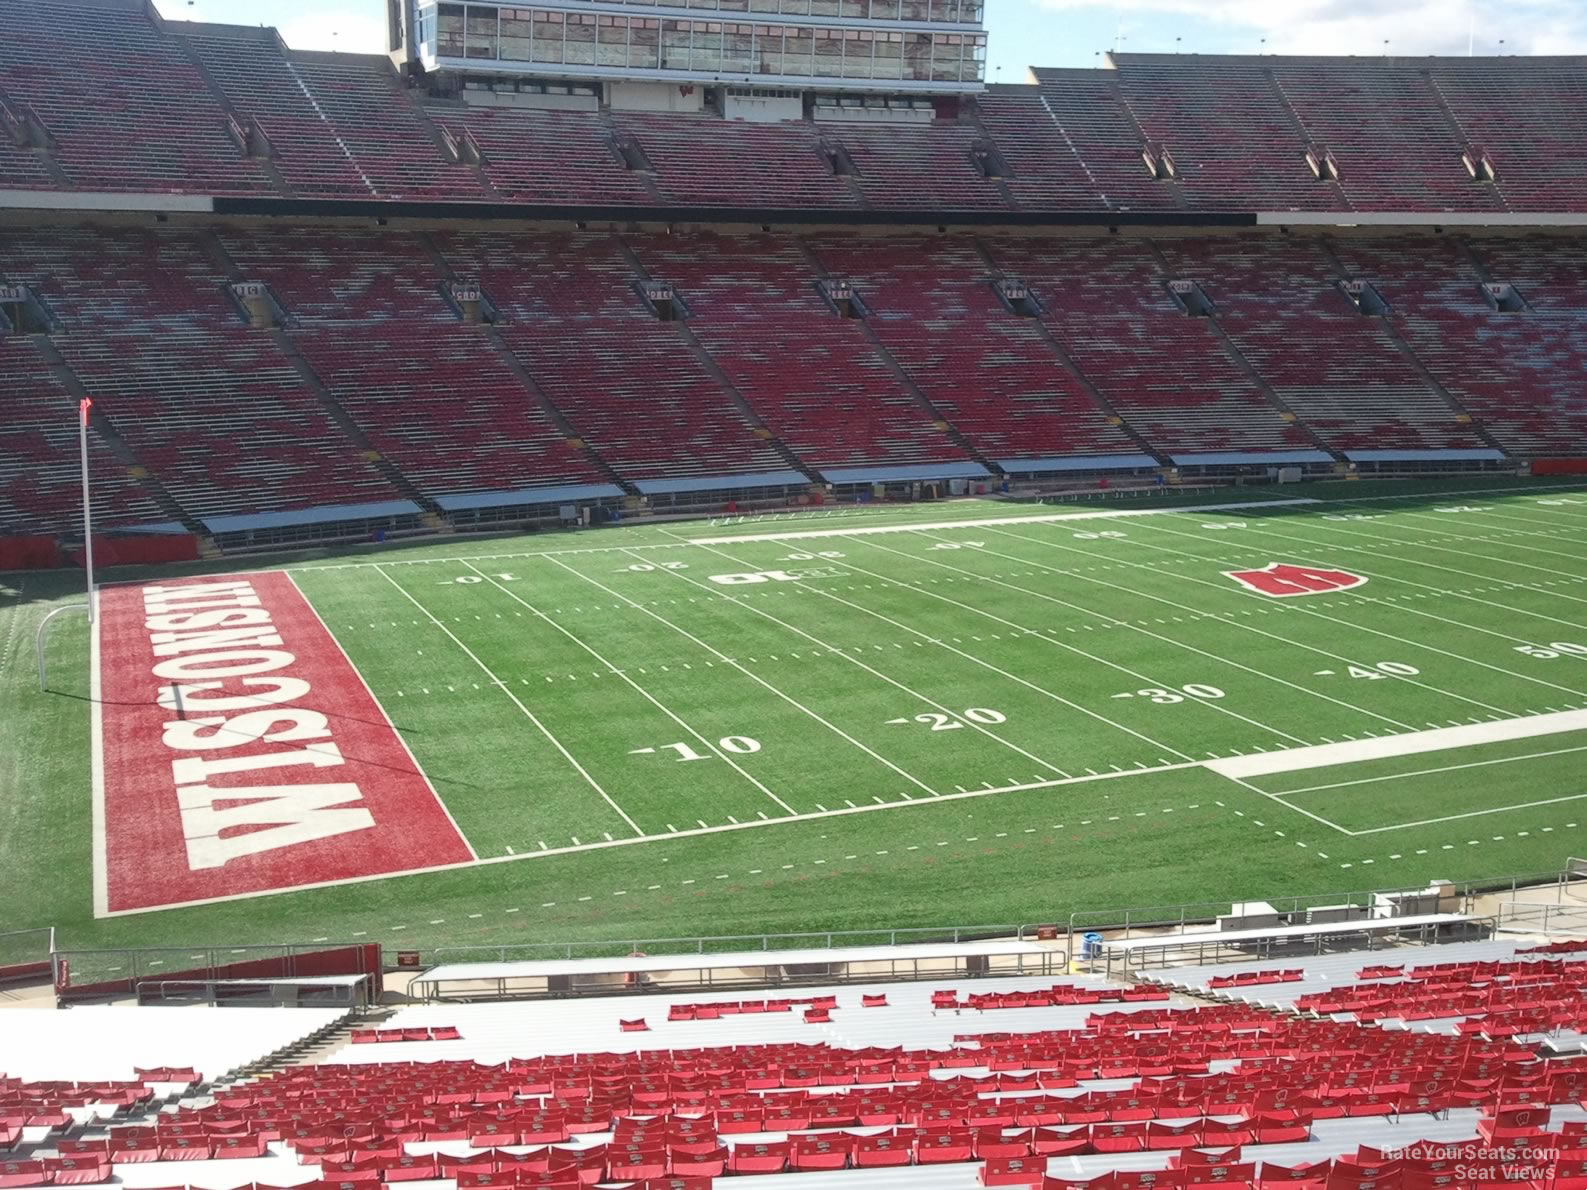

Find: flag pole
<box><xmin>79</xmin><ymin>397</ymin><xmax>94</xmax><ymax>624</ymax></box>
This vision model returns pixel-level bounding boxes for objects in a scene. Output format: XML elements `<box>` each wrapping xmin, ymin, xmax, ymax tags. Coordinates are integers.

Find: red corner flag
<box><xmin>80</xmin><ymin>397</ymin><xmax>92</xmax><ymax>426</ymax></box>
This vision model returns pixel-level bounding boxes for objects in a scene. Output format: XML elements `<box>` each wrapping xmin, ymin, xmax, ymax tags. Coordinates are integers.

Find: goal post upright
<box><xmin>36</xmin><ymin>397</ymin><xmax>96</xmax><ymax>692</ymax></box>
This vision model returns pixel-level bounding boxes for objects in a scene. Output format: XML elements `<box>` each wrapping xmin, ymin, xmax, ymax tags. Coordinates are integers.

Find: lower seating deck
<box><xmin>8</xmin><ymin>956</ymin><xmax>1587</xmax><ymax>1190</ymax></box>
<box><xmin>6</xmin><ymin>225</ymin><xmax>1587</xmax><ymax>537</ymax></box>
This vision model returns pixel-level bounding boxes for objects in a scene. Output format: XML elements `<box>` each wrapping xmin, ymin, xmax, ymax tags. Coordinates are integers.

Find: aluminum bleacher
<box><xmin>610</xmin><ymin>113</ymin><xmax>857</xmax><ymax>211</ymax></box>
<box><xmin>0</xmin><ymin>337</ymin><xmax>166</xmax><ymax>535</ymax></box>
<box><xmin>176</xmin><ymin>26</ymin><xmax>380</xmax><ymax>199</ymax></box>
<box><xmin>435</xmin><ymin>230</ymin><xmax>791</xmax><ymax>488</ymax></box>
<box><xmin>1267</xmin><ymin>64</ymin><xmax>1509</xmax><ymax>214</ymax></box>
<box><xmin>10</xmin><ymin>221</ymin><xmax>1587</xmax><ymax>539</ymax></box>
<box><xmin>805</xmin><ymin>234</ymin><xmax>1137</xmax><ymax>466</ymax></box>
<box><xmin>0</xmin><ymin>1</ymin><xmax>272</xmax><ymax>197</ymax></box>
<box><xmin>6</xmin><ymin>0</ymin><xmax>1587</xmax><ymax>218</ymax></box>
<box><xmin>440</xmin><ymin>107</ymin><xmax>651</xmax><ymax>207</ymax></box>
<box><xmin>984</xmin><ymin>237</ymin><xmax>1310</xmax><ymax>459</ymax></box>
<box><xmin>815</xmin><ymin>120</ymin><xmax>1011</xmax><ymax>212</ymax></box>
<box><xmin>1114</xmin><ymin>61</ymin><xmax>1339</xmax><ymax>214</ymax></box>
<box><xmin>1153</xmin><ymin>236</ymin><xmax>1486</xmax><ymax>456</ymax></box>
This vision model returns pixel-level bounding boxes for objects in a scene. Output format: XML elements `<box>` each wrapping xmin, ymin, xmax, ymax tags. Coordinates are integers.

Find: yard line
<box><xmin>540</xmin><ymin>554</ymin><xmax>941</xmax><ymax>797</ymax></box>
<box><xmin>1300</xmin><ymin>508</ymin><xmax>1587</xmax><ymax>589</ymax></box>
<box><xmin>1391</xmin><ymin>500</ymin><xmax>1587</xmax><ymax>536</ymax></box>
<box><xmin>864</xmin><ymin>531</ymin><xmax>1413</xmax><ymax>736</ymax></box>
<box><xmin>372</xmin><ymin>563</ymin><xmax>645</xmax><ymax>836</ymax></box>
<box><xmin>678</xmin><ymin>536</ymin><xmax>1203</xmax><ymax>759</ymax></box>
<box><xmin>102</xmin><ymin>757</ymin><xmax>1219</xmax><ymax>915</ymax></box>
<box><xmin>1268</xmin><ymin>743</ymin><xmax>1587</xmax><ymax>802</ymax></box>
<box><xmin>1136</xmin><ymin>518</ymin><xmax>1587</xmax><ymax>700</ymax></box>
<box><xmin>1322</xmin><ymin>498</ymin><xmax>1587</xmax><ymax>568</ymax></box>
<box><xmin>1232</xmin><ymin>507</ymin><xmax>1587</xmax><ymax>624</ymax></box>
<box><xmin>459</xmin><ymin>561</ymin><xmax>797</xmax><ymax>818</ymax></box>
<box><xmin>1348</xmin><ymin>787</ymin><xmax>1587</xmax><ymax>835</ymax></box>
<box><xmin>615</xmin><ymin>546</ymin><xmax>1074</xmax><ymax>775</ymax></box>
<box><xmin>686</xmin><ymin>499</ymin><xmax>1320</xmax><ymax>545</ymax></box>
<box><xmin>989</xmin><ymin>524</ymin><xmax>1540</xmax><ymax>716</ymax></box>
<box><xmin>286</xmin><ymin>572</ymin><xmax>480</xmax><ymax>861</ymax></box>
<box><xmin>1210</xmin><ymin>772</ymin><xmax>1355</xmax><ymax>836</ymax></box>
<box><xmin>952</xmin><ymin>527</ymin><xmax>1430</xmax><ymax>732</ymax></box>
<box><xmin>1318</xmin><ymin>482</ymin><xmax>1587</xmax><ymax>505</ymax></box>
<box><xmin>1160</xmin><ymin>513</ymin><xmax>1587</xmax><ymax>652</ymax></box>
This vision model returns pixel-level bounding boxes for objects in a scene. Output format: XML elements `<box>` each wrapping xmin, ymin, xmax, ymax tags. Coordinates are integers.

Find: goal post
<box><xmin>36</xmin><ymin>602</ymin><xmax>90</xmax><ymax>693</ymax></box>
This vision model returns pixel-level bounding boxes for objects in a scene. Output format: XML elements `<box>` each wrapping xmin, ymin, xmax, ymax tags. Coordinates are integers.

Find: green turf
<box><xmin>5</xmin><ymin>476</ymin><xmax>1587</xmax><ymax>960</ymax></box>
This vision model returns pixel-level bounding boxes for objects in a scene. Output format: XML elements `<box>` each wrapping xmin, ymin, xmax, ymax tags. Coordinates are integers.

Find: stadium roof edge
<box><xmin>17</xmin><ymin>0</ymin><xmax>142</xmax><ymax>11</ymax></box>
<box><xmin>1099</xmin><ymin>51</ymin><xmax>1587</xmax><ymax>68</ymax></box>
<box><xmin>164</xmin><ymin>19</ymin><xmax>281</xmax><ymax>43</ymax></box>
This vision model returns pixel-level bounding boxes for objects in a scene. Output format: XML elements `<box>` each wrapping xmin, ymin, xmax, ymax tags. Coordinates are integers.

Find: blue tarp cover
<box><xmin>820</xmin><ymin>462</ymin><xmax>991</xmax><ymax>485</ymax></box>
<box><xmin>997</xmin><ymin>454</ymin><xmax>1158</xmax><ymax>473</ymax></box>
<box><xmin>633</xmin><ymin>470</ymin><xmax>808</xmax><ymax>496</ymax></box>
<box><xmin>1170</xmin><ymin>450</ymin><xmax>1333</xmax><ymax>466</ymax></box>
<box><xmin>200</xmin><ymin>499</ymin><xmax>423</xmax><ymax>534</ymax></box>
<box><xmin>433</xmin><ymin>484</ymin><xmax>623</xmax><ymax>511</ymax></box>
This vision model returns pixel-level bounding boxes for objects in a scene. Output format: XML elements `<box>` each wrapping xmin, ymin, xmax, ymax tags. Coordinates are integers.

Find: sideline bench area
<box><xmin>411</xmin><ymin>940</ymin><xmax>1062</xmax><ymax>1001</ymax></box>
<box><xmin>1097</xmin><ymin>912</ymin><xmax>1487</xmax><ymax>976</ymax></box>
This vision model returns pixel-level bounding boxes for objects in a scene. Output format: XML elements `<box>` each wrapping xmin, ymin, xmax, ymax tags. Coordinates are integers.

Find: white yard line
<box><xmin>1350</xmin><ymin>788</ymin><xmax>1587</xmax><ymax>835</ymax></box>
<box><xmin>372</xmin><ymin>563</ymin><xmax>645</xmax><ymax>836</ymax></box>
<box><xmin>1268</xmin><ymin>745</ymin><xmax>1587</xmax><ymax>803</ymax></box>
<box><xmin>613</xmin><ymin>547</ymin><xmax>1074</xmax><ymax>776</ymax></box>
<box><xmin>677</xmin><ymin>535</ymin><xmax>1201</xmax><ymax>760</ymax></box>
<box><xmin>540</xmin><ymin>554</ymin><xmax>941</xmax><ymax>798</ymax></box>
<box><xmin>1212</xmin><ymin>773</ymin><xmax>1356</xmax><ymax>836</ymax></box>
<box><xmin>1074</xmin><ymin>519</ymin><xmax>1587</xmax><ymax>707</ymax></box>
<box><xmin>974</xmin><ymin>524</ymin><xmax>1498</xmax><ymax>726</ymax></box>
<box><xmin>0</xmin><ymin>577</ymin><xmax>25</xmax><ymax>680</ymax></box>
<box><xmin>828</xmin><ymin>534</ymin><xmax>1315</xmax><ymax>747</ymax></box>
<box><xmin>1231</xmin><ymin>509</ymin><xmax>1587</xmax><ymax>627</ymax></box>
<box><xmin>97</xmin><ymin>759</ymin><xmax>1213</xmax><ymax>917</ymax></box>
<box><xmin>686</xmin><ymin>499</ymin><xmax>1321</xmax><ymax>545</ymax></box>
<box><xmin>286</xmin><ymin>571</ymin><xmax>479</xmax><ymax>861</ymax></box>
<box><xmin>1324</xmin><ymin>482</ymin><xmax>1587</xmax><ymax>504</ymax></box>
<box><xmin>1208</xmin><ymin>707</ymin><xmax>1587</xmax><ymax>780</ymax></box>
<box><xmin>1322</xmin><ymin>498</ymin><xmax>1587</xmax><ymax>569</ymax></box>
<box><xmin>883</xmin><ymin>530</ymin><xmax>1415</xmax><ymax>735</ymax></box>
<box><xmin>458</xmin><ymin>560</ymin><xmax>798</xmax><ymax>818</ymax></box>
<box><xmin>89</xmin><ymin>588</ymin><xmax>109</xmax><ymax>919</ymax></box>
<box><xmin>1393</xmin><ymin>502</ymin><xmax>1587</xmax><ymax>535</ymax></box>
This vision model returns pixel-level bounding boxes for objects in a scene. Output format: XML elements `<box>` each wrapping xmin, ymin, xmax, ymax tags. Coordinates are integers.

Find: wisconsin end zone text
<box><xmin>92</xmin><ymin>572</ymin><xmax>473</xmax><ymax>914</ymax></box>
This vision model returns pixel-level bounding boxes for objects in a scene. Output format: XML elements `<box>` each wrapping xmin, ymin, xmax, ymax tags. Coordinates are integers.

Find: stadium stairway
<box><xmin>1259</xmin><ymin>63</ymin><xmax>1354</xmax><ymax>212</ymax></box>
<box><xmin>29</xmin><ymin>335</ymin><xmax>207</xmax><ymax>537</ymax></box>
<box><xmin>970</xmin><ymin>236</ymin><xmax>1165</xmax><ymax>464</ymax></box>
<box><xmin>612</xmin><ymin>236</ymin><xmax>816</xmax><ymax>487</ymax></box>
<box><xmin>198</xmin><ymin>230</ymin><xmax>439</xmax><ymax>513</ymax></box>
<box><xmin>797</xmin><ymin>239</ymin><xmax>1004</xmax><ymax>477</ymax></box>
<box><xmin>1310</xmin><ymin>239</ymin><xmax>1508</xmax><ymax>456</ymax></box>
<box><xmin>596</xmin><ymin>109</ymin><xmax>666</xmax><ymax>205</ymax></box>
<box><xmin>417</xmin><ymin>234</ymin><xmax>635</xmax><ymax>497</ymax></box>
<box><xmin>164</xmin><ymin>27</ymin><xmax>297</xmax><ymax>199</ymax></box>
<box><xmin>1137</xmin><ymin>239</ymin><xmax>1340</xmax><ymax>460</ymax></box>
<box><xmin>1136</xmin><ymin>238</ymin><xmax>1345</xmax><ymax>460</ymax></box>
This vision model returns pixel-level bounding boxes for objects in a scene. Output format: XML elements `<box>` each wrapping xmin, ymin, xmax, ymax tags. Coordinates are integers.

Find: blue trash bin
<box><xmin>1083</xmin><ymin>932</ymin><xmax>1104</xmax><ymax>960</ymax></box>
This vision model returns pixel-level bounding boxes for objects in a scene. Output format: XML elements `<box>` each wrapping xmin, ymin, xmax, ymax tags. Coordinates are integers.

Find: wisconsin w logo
<box><xmin>1225</xmin><ymin>562</ymin><xmax>1368</xmax><ymax>597</ymax></box>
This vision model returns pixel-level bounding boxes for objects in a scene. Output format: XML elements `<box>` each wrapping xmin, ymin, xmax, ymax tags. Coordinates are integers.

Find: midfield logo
<box><xmin>1224</xmin><ymin>562</ymin><xmax>1368</xmax><ymax>598</ymax></box>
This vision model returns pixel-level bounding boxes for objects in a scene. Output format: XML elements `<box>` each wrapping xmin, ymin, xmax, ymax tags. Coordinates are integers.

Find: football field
<box><xmin>8</xmin><ymin>479</ymin><xmax>1587</xmax><ymax>959</ymax></box>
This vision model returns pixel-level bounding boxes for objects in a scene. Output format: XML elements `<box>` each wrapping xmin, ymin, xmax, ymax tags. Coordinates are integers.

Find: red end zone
<box><xmin>93</xmin><ymin>571</ymin><xmax>474</xmax><ymax>915</ymax></box>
